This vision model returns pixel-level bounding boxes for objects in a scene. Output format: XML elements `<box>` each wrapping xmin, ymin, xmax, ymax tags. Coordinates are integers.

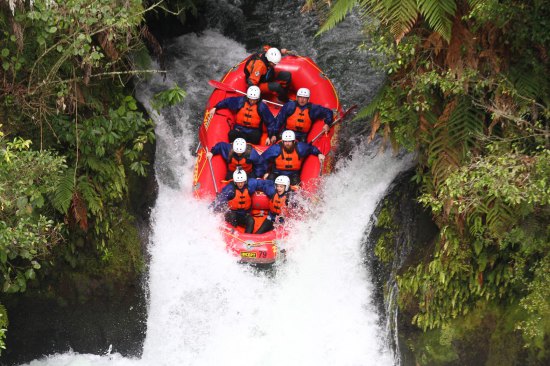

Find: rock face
<box><xmin>363</xmin><ymin>169</ymin><xmax>439</xmax><ymax>365</ymax></box>
<box><xmin>0</xmin><ymin>283</ymin><xmax>147</xmax><ymax>365</ymax></box>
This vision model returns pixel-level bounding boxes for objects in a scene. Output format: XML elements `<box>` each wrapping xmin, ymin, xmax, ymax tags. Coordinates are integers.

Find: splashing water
<box><xmin>21</xmin><ymin>30</ymin><xmax>411</xmax><ymax>366</ymax></box>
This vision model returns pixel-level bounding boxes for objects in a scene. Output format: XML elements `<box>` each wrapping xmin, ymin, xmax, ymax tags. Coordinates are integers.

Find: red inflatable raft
<box><xmin>193</xmin><ymin>53</ymin><xmax>343</xmax><ymax>264</ymax></box>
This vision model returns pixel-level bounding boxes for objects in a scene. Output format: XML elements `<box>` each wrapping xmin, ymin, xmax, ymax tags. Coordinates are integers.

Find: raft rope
<box><xmin>223</xmin><ymin>228</ymin><xmax>276</xmax><ymax>246</ymax></box>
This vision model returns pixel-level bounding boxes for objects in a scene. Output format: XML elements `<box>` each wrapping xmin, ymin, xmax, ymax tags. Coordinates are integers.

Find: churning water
<box><xmin>22</xmin><ymin>15</ymin><xmax>412</xmax><ymax>366</ymax></box>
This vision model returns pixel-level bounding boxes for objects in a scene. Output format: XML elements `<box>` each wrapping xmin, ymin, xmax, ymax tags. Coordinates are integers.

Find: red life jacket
<box><xmin>275</xmin><ymin>142</ymin><xmax>302</xmax><ymax>171</ymax></box>
<box><xmin>227</xmin><ymin>145</ymin><xmax>253</xmax><ymax>173</ymax></box>
<box><xmin>269</xmin><ymin>192</ymin><xmax>288</xmax><ymax>215</ymax></box>
<box><xmin>286</xmin><ymin>104</ymin><xmax>312</xmax><ymax>133</ymax></box>
<box><xmin>236</xmin><ymin>101</ymin><xmax>262</xmax><ymax>129</ymax></box>
<box><xmin>228</xmin><ymin>186</ymin><xmax>252</xmax><ymax>211</ymax></box>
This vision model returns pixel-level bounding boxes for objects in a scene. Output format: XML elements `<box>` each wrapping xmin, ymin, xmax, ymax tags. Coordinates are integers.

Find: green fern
<box><xmin>471</xmin><ymin>196</ymin><xmax>516</xmax><ymax>239</ymax></box>
<box><xmin>484</xmin><ymin>197</ymin><xmax>515</xmax><ymax>236</ymax></box>
<box><xmin>316</xmin><ymin>0</ymin><xmax>458</xmax><ymax>44</ymax></box>
<box><xmin>316</xmin><ymin>0</ymin><xmax>358</xmax><ymax>35</ymax></box>
<box><xmin>467</xmin><ymin>0</ymin><xmax>484</xmax><ymax>9</ymax></box>
<box><xmin>51</xmin><ymin>169</ymin><xmax>75</xmax><ymax>214</ymax></box>
<box><xmin>417</xmin><ymin>0</ymin><xmax>457</xmax><ymax>42</ymax></box>
<box><xmin>388</xmin><ymin>0</ymin><xmax>419</xmax><ymax>43</ymax></box>
<box><xmin>509</xmin><ymin>66</ymin><xmax>548</xmax><ymax>101</ymax></box>
<box><xmin>85</xmin><ymin>156</ymin><xmax>109</xmax><ymax>173</ymax></box>
<box><xmin>447</xmin><ymin>98</ymin><xmax>484</xmax><ymax>148</ymax></box>
<box><xmin>78</xmin><ymin>177</ymin><xmax>103</xmax><ymax>217</ymax></box>
<box><xmin>353</xmin><ymin>85</ymin><xmax>388</xmax><ymax>121</ymax></box>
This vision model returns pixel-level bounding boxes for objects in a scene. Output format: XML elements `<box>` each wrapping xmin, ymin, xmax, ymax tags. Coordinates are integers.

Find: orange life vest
<box><xmin>236</xmin><ymin>101</ymin><xmax>262</xmax><ymax>129</ymax></box>
<box><xmin>269</xmin><ymin>193</ymin><xmax>288</xmax><ymax>215</ymax></box>
<box><xmin>244</xmin><ymin>53</ymin><xmax>269</xmax><ymax>84</ymax></box>
<box><xmin>286</xmin><ymin>105</ymin><xmax>312</xmax><ymax>133</ymax></box>
<box><xmin>227</xmin><ymin>145</ymin><xmax>253</xmax><ymax>173</ymax></box>
<box><xmin>228</xmin><ymin>186</ymin><xmax>252</xmax><ymax>211</ymax></box>
<box><xmin>275</xmin><ymin>142</ymin><xmax>302</xmax><ymax>171</ymax></box>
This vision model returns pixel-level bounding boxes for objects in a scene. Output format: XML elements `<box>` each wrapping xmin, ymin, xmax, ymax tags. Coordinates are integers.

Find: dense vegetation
<box><xmin>307</xmin><ymin>0</ymin><xmax>549</xmax><ymax>363</ymax></box>
<box><xmin>0</xmin><ymin>0</ymin><xmax>191</xmax><ymax>352</ymax></box>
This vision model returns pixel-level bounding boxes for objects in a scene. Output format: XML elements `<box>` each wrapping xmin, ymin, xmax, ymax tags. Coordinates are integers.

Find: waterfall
<box><xmin>21</xmin><ymin>30</ymin><xmax>412</xmax><ymax>366</ymax></box>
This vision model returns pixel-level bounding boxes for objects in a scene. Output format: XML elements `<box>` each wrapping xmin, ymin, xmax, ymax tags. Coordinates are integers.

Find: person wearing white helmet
<box><xmin>244</xmin><ymin>45</ymin><xmax>292</xmax><ymax>102</ymax></box>
<box><xmin>261</xmin><ymin>129</ymin><xmax>325</xmax><ymax>186</ymax></box>
<box><xmin>273</xmin><ymin>87</ymin><xmax>333</xmax><ymax>143</ymax></box>
<box><xmin>244</xmin><ymin>175</ymin><xmax>295</xmax><ymax>234</ymax></box>
<box><xmin>208</xmin><ymin>85</ymin><xmax>277</xmax><ymax>145</ymax></box>
<box><xmin>206</xmin><ymin>137</ymin><xmax>267</xmax><ymax>179</ymax></box>
<box><xmin>212</xmin><ymin>168</ymin><xmax>270</xmax><ymax>228</ymax></box>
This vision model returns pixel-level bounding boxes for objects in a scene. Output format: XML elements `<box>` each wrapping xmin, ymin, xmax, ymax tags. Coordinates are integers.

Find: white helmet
<box><xmin>233</xmin><ymin>169</ymin><xmax>247</xmax><ymax>183</ymax></box>
<box><xmin>297</xmin><ymin>88</ymin><xmax>310</xmax><ymax>98</ymax></box>
<box><xmin>281</xmin><ymin>130</ymin><xmax>295</xmax><ymax>142</ymax></box>
<box><xmin>232</xmin><ymin>138</ymin><xmax>247</xmax><ymax>154</ymax></box>
<box><xmin>274</xmin><ymin>175</ymin><xmax>290</xmax><ymax>192</ymax></box>
<box><xmin>265</xmin><ymin>48</ymin><xmax>282</xmax><ymax>64</ymax></box>
<box><xmin>246</xmin><ymin>85</ymin><xmax>261</xmax><ymax>100</ymax></box>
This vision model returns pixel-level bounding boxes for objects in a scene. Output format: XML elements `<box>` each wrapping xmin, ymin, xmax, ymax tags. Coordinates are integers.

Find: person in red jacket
<box><xmin>209</xmin><ymin>86</ymin><xmax>277</xmax><ymax>145</ymax></box>
<box><xmin>244</xmin><ymin>46</ymin><xmax>292</xmax><ymax>102</ymax></box>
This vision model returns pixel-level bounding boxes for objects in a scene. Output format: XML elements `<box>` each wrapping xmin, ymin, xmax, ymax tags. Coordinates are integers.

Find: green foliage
<box><xmin>57</xmin><ymin>208</ymin><xmax>145</xmax><ymax>283</ymax></box>
<box><xmin>1</xmin><ymin>0</ymin><xmax>158</xmax><ymax>260</ymax></box>
<box><xmin>314</xmin><ymin>0</ymin><xmax>357</xmax><ymax>35</ymax></box>
<box><xmin>407</xmin><ymin>302</ymin><xmax>533</xmax><ymax>366</ymax></box>
<box><xmin>0</xmin><ymin>132</ymin><xmax>66</xmax><ymax>292</ymax></box>
<box><xmin>0</xmin><ymin>304</ymin><xmax>6</xmax><ymax>352</ymax></box>
<box><xmin>151</xmin><ymin>84</ymin><xmax>187</xmax><ymax>112</ymax></box>
<box><xmin>516</xmin><ymin>245</ymin><xmax>550</xmax><ymax>358</ymax></box>
<box><xmin>49</xmin><ymin>95</ymin><xmax>155</xmax><ymax>258</ymax></box>
<box><xmin>52</xmin><ymin>170</ymin><xmax>76</xmax><ymax>215</ymax></box>
<box><xmin>310</xmin><ymin>0</ymin><xmax>458</xmax><ymax>42</ymax></box>
<box><xmin>417</xmin><ymin>0</ymin><xmax>456</xmax><ymax>41</ymax></box>
<box><xmin>407</xmin><ymin>325</ymin><xmax>459</xmax><ymax>365</ymax></box>
<box><xmin>374</xmin><ymin>204</ymin><xmax>398</xmax><ymax>264</ymax></box>
<box><xmin>399</xmin><ymin>147</ymin><xmax>550</xmax><ymax>359</ymax></box>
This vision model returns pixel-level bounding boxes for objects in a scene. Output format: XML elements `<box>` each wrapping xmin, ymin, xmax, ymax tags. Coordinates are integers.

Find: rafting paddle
<box><xmin>199</xmin><ymin>126</ymin><xmax>219</xmax><ymax>194</ymax></box>
<box><xmin>208</xmin><ymin>80</ymin><xmax>284</xmax><ymax>107</ymax></box>
<box><xmin>310</xmin><ymin>104</ymin><xmax>358</xmax><ymax>144</ymax></box>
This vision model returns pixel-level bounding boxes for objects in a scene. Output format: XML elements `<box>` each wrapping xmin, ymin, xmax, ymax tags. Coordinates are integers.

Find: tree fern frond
<box><xmin>388</xmin><ymin>0</ymin><xmax>419</xmax><ymax>43</ymax></box>
<box><xmin>447</xmin><ymin>98</ymin><xmax>484</xmax><ymax>148</ymax></box>
<box><xmin>85</xmin><ymin>156</ymin><xmax>109</xmax><ymax>173</ymax></box>
<box><xmin>467</xmin><ymin>0</ymin><xmax>483</xmax><ymax>10</ymax></box>
<box><xmin>427</xmin><ymin>104</ymin><xmax>463</xmax><ymax>188</ymax></box>
<box><xmin>418</xmin><ymin>109</ymin><xmax>438</xmax><ymax>138</ymax></box>
<box><xmin>509</xmin><ymin>67</ymin><xmax>548</xmax><ymax>101</ymax></box>
<box><xmin>428</xmin><ymin>101</ymin><xmax>455</xmax><ymax>163</ymax></box>
<box><xmin>317</xmin><ymin>0</ymin><xmax>359</xmax><ymax>35</ymax></box>
<box><xmin>78</xmin><ymin>177</ymin><xmax>103</xmax><ymax>216</ymax></box>
<box><xmin>485</xmin><ymin>197</ymin><xmax>515</xmax><ymax>235</ymax></box>
<box><xmin>353</xmin><ymin>85</ymin><xmax>388</xmax><ymax>121</ymax></box>
<box><xmin>51</xmin><ymin>169</ymin><xmax>75</xmax><ymax>214</ymax></box>
<box><xmin>431</xmin><ymin>153</ymin><xmax>457</xmax><ymax>188</ymax></box>
<box><xmin>417</xmin><ymin>0</ymin><xmax>457</xmax><ymax>42</ymax></box>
